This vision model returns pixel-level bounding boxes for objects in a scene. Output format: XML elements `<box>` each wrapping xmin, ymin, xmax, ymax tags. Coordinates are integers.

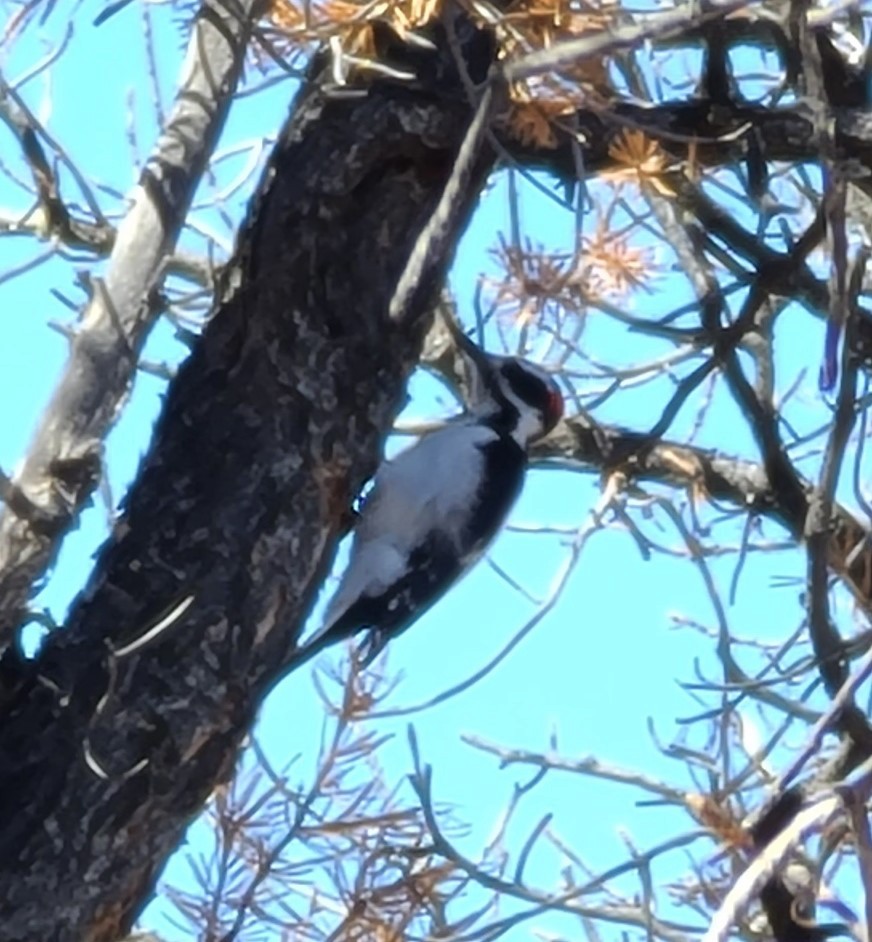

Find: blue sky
<box><xmin>0</xmin><ymin>1</ymin><xmax>863</xmax><ymax>938</ymax></box>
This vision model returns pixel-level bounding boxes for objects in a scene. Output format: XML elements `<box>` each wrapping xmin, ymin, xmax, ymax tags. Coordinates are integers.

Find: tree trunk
<box><xmin>0</xmin><ymin>23</ymin><xmax>496</xmax><ymax>940</ymax></box>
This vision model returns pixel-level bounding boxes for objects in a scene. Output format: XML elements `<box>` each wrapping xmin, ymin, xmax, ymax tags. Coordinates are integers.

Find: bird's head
<box><xmin>447</xmin><ymin>320</ymin><xmax>563</xmax><ymax>446</ymax></box>
<box><xmin>478</xmin><ymin>354</ymin><xmax>564</xmax><ymax>445</ymax></box>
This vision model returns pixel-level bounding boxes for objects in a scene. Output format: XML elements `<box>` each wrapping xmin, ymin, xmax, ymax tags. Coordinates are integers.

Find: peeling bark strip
<box><xmin>0</xmin><ymin>0</ymin><xmax>267</xmax><ymax>648</ymax></box>
<box><xmin>0</xmin><ymin>25</ymin><xmax>497</xmax><ymax>942</ymax></box>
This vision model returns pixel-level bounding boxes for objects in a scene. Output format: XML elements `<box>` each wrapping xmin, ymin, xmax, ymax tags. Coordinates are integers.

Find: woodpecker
<box><xmin>298</xmin><ymin>325</ymin><xmax>563</xmax><ymax>668</ymax></box>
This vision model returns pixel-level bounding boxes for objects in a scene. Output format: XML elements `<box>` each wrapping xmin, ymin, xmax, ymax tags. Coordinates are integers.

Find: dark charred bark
<box><xmin>0</xmin><ymin>25</ymin><xmax>496</xmax><ymax>940</ymax></box>
<box><xmin>509</xmin><ymin>102</ymin><xmax>872</xmax><ymax>180</ymax></box>
<box><xmin>0</xmin><ymin>4</ymin><xmax>869</xmax><ymax>938</ymax></box>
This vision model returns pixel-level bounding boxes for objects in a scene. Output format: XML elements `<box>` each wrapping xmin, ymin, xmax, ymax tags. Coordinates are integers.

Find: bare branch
<box><xmin>503</xmin><ymin>0</ymin><xmax>751</xmax><ymax>83</ymax></box>
<box><xmin>0</xmin><ymin>0</ymin><xmax>266</xmax><ymax>644</ymax></box>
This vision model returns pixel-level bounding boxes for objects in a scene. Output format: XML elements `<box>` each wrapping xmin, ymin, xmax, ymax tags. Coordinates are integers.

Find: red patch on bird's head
<box><xmin>544</xmin><ymin>382</ymin><xmax>563</xmax><ymax>434</ymax></box>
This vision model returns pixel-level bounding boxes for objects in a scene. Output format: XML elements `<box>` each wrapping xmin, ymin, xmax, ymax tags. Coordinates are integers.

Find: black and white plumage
<box><xmin>301</xmin><ymin>333</ymin><xmax>563</xmax><ymax>668</ymax></box>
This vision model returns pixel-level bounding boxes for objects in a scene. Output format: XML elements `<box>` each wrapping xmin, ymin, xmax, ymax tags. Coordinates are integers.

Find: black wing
<box><xmin>310</xmin><ymin>433</ymin><xmax>527</xmax><ymax>666</ymax></box>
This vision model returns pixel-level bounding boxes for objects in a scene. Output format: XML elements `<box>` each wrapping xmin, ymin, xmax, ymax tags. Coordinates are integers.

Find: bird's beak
<box><xmin>440</xmin><ymin>313</ymin><xmax>500</xmax><ymax>405</ymax></box>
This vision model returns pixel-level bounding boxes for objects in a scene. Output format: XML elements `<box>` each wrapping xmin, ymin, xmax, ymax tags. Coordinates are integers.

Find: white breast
<box><xmin>316</xmin><ymin>421</ymin><xmax>497</xmax><ymax>635</ymax></box>
<box><xmin>358</xmin><ymin>421</ymin><xmax>497</xmax><ymax>549</ymax></box>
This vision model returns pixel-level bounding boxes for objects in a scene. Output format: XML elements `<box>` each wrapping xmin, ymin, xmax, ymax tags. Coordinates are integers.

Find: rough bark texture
<box><xmin>513</xmin><ymin>102</ymin><xmax>872</xmax><ymax>179</ymax></box>
<box><xmin>1</xmin><ymin>8</ymin><xmax>869</xmax><ymax>940</ymax></box>
<box><xmin>0</xmin><ymin>25</ymin><xmax>496</xmax><ymax>940</ymax></box>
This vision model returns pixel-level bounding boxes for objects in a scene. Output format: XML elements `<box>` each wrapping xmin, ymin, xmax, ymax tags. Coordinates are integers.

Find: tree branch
<box><xmin>0</xmin><ymin>18</ymin><xmax>497</xmax><ymax>940</ymax></box>
<box><xmin>0</xmin><ymin>0</ymin><xmax>266</xmax><ymax>645</ymax></box>
<box><xmin>532</xmin><ymin>417</ymin><xmax>872</xmax><ymax>624</ymax></box>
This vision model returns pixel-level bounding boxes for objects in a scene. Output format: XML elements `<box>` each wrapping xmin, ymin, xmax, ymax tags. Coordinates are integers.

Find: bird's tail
<box><xmin>287</xmin><ymin>619</ymin><xmax>385</xmax><ymax>673</ymax></box>
<box><xmin>286</xmin><ymin>606</ymin><xmax>364</xmax><ymax>670</ymax></box>
<box><xmin>356</xmin><ymin>628</ymin><xmax>389</xmax><ymax>669</ymax></box>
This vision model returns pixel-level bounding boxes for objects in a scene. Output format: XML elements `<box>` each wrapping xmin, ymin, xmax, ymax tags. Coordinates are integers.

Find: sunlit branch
<box><xmin>0</xmin><ymin>0</ymin><xmax>267</xmax><ymax>645</ymax></box>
